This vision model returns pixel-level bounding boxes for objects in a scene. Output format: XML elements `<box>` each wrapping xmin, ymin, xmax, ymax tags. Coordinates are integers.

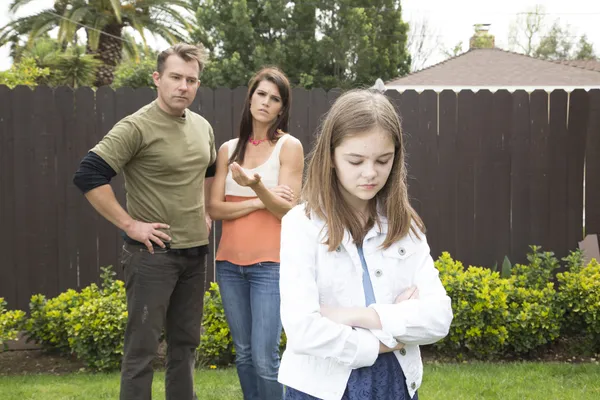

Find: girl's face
<box><xmin>249</xmin><ymin>80</ymin><xmax>283</xmax><ymax>125</ymax></box>
<box><xmin>333</xmin><ymin>127</ymin><xmax>395</xmax><ymax>213</ymax></box>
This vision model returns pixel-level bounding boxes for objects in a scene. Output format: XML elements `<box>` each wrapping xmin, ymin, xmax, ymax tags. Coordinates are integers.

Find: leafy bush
<box><xmin>112</xmin><ymin>57</ymin><xmax>156</xmax><ymax>89</ymax></box>
<box><xmin>198</xmin><ymin>282</ymin><xmax>235</xmax><ymax>366</ymax></box>
<box><xmin>557</xmin><ymin>258</ymin><xmax>600</xmax><ymax>351</ymax></box>
<box><xmin>504</xmin><ymin>246</ymin><xmax>564</xmax><ymax>355</ymax></box>
<box><xmin>504</xmin><ymin>281</ymin><xmax>562</xmax><ymax>355</ymax></box>
<box><xmin>64</xmin><ymin>266</ymin><xmax>128</xmax><ymax>371</ymax></box>
<box><xmin>0</xmin><ymin>57</ymin><xmax>50</xmax><ymax>88</ymax></box>
<box><xmin>511</xmin><ymin>245</ymin><xmax>561</xmax><ymax>290</ymax></box>
<box><xmin>0</xmin><ymin>298</ymin><xmax>26</xmax><ymax>350</ymax></box>
<box><xmin>433</xmin><ymin>252</ymin><xmax>509</xmax><ymax>359</ymax></box>
<box><xmin>197</xmin><ymin>282</ymin><xmax>288</xmax><ymax>366</ymax></box>
<box><xmin>25</xmin><ymin>285</ymin><xmax>100</xmax><ymax>354</ymax></box>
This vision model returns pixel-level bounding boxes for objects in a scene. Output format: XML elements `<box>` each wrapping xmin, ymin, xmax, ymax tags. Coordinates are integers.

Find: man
<box><xmin>73</xmin><ymin>43</ymin><xmax>216</xmax><ymax>400</ymax></box>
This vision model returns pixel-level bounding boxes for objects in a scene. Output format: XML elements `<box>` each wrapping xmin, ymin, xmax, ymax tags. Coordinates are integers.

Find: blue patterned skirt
<box><xmin>284</xmin><ymin>352</ymin><xmax>417</xmax><ymax>400</ymax></box>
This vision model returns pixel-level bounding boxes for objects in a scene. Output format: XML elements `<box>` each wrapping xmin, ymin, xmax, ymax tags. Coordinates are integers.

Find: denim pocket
<box><xmin>120</xmin><ymin>245</ymin><xmax>135</xmax><ymax>270</ymax></box>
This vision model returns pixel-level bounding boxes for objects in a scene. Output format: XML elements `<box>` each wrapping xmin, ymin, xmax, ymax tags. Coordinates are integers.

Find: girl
<box><xmin>278</xmin><ymin>89</ymin><xmax>453</xmax><ymax>400</ymax></box>
<box><xmin>208</xmin><ymin>66</ymin><xmax>304</xmax><ymax>400</ymax></box>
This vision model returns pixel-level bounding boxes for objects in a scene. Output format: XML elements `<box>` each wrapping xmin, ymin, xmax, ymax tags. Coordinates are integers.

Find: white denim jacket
<box><xmin>278</xmin><ymin>204</ymin><xmax>453</xmax><ymax>400</ymax></box>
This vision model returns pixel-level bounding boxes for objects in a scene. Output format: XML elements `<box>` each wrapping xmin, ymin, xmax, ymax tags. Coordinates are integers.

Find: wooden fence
<box><xmin>1</xmin><ymin>85</ymin><xmax>599</xmax><ymax>311</ymax></box>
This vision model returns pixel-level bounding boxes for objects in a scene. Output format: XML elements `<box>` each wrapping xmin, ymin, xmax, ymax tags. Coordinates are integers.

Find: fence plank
<box><xmin>566</xmin><ymin>89</ymin><xmax>589</xmax><ymax>250</ymax></box>
<box><xmin>0</xmin><ymin>85</ymin><xmax>16</xmax><ymax>309</ymax></box>
<box><xmin>54</xmin><ymin>86</ymin><xmax>79</xmax><ymax>295</ymax></box>
<box><xmin>529</xmin><ymin>90</ymin><xmax>551</xmax><ymax>253</ymax></box>
<box><xmin>308</xmin><ymin>88</ymin><xmax>328</xmax><ymax>150</ymax></box>
<box><xmin>455</xmin><ymin>90</ymin><xmax>477</xmax><ymax>264</ymax></box>
<box><xmin>416</xmin><ymin>90</ymin><xmax>439</xmax><ymax>256</ymax></box>
<box><xmin>585</xmin><ymin>89</ymin><xmax>600</xmax><ymax>236</ymax></box>
<box><xmin>133</xmin><ymin>87</ymin><xmax>155</xmax><ymax>112</ymax></box>
<box><xmin>394</xmin><ymin>90</ymin><xmax>420</xmax><ymax>215</ymax></box>
<box><xmin>197</xmin><ymin>86</ymin><xmax>217</xmax><ymax>291</ymax></box>
<box><xmin>488</xmin><ymin>90</ymin><xmax>513</xmax><ymax>267</ymax></box>
<box><xmin>436</xmin><ymin>90</ymin><xmax>458</xmax><ymax>258</ymax></box>
<box><xmin>327</xmin><ymin>88</ymin><xmax>343</xmax><ymax>107</ymax></box>
<box><xmin>214</xmin><ymin>88</ymin><xmax>234</xmax><ymax>144</ymax></box>
<box><xmin>510</xmin><ymin>90</ymin><xmax>531</xmax><ymax>264</ymax></box>
<box><xmin>31</xmin><ymin>86</ymin><xmax>60</xmax><ymax>299</ymax></box>
<box><xmin>291</xmin><ymin>88</ymin><xmax>310</xmax><ymax>152</ymax></box>
<box><xmin>232</xmin><ymin>87</ymin><xmax>246</xmax><ymax>139</ymax></box>
<box><xmin>472</xmin><ymin>90</ymin><xmax>497</xmax><ymax>267</ymax></box>
<box><xmin>547</xmin><ymin>90</ymin><xmax>569</xmax><ymax>258</ymax></box>
<box><xmin>12</xmin><ymin>86</ymin><xmax>36</xmax><ymax>309</ymax></box>
<box><xmin>94</xmin><ymin>86</ymin><xmax>120</xmax><ymax>279</ymax></box>
<box><xmin>73</xmin><ymin>87</ymin><xmax>99</xmax><ymax>288</ymax></box>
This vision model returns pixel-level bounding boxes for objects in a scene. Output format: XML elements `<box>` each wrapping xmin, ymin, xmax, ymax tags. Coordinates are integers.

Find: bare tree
<box><xmin>508</xmin><ymin>4</ymin><xmax>597</xmax><ymax>60</ymax></box>
<box><xmin>407</xmin><ymin>17</ymin><xmax>440</xmax><ymax>72</ymax></box>
<box><xmin>441</xmin><ymin>41</ymin><xmax>464</xmax><ymax>59</ymax></box>
<box><xmin>508</xmin><ymin>4</ymin><xmax>546</xmax><ymax>56</ymax></box>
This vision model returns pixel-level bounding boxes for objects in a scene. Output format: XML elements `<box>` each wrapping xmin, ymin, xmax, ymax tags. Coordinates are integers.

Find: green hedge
<box><xmin>433</xmin><ymin>246</ymin><xmax>596</xmax><ymax>359</ymax></box>
<box><xmin>557</xmin><ymin>258</ymin><xmax>600</xmax><ymax>352</ymax></box>
<box><xmin>197</xmin><ymin>282</ymin><xmax>287</xmax><ymax>367</ymax></box>
<box><xmin>24</xmin><ymin>267</ymin><xmax>126</xmax><ymax>371</ymax></box>
<box><xmin>5</xmin><ymin>245</ymin><xmax>599</xmax><ymax>370</ymax></box>
<box><xmin>197</xmin><ymin>282</ymin><xmax>235</xmax><ymax>366</ymax></box>
<box><xmin>0</xmin><ymin>298</ymin><xmax>26</xmax><ymax>350</ymax></box>
<box><xmin>433</xmin><ymin>254</ymin><xmax>510</xmax><ymax>359</ymax></box>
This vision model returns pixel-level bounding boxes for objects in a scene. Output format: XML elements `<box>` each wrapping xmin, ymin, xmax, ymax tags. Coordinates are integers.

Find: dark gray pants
<box><xmin>119</xmin><ymin>242</ymin><xmax>207</xmax><ymax>400</ymax></box>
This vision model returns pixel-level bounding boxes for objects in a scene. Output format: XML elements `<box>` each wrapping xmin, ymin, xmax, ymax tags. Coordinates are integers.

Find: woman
<box><xmin>208</xmin><ymin>67</ymin><xmax>304</xmax><ymax>400</ymax></box>
<box><xmin>278</xmin><ymin>89</ymin><xmax>453</xmax><ymax>400</ymax></box>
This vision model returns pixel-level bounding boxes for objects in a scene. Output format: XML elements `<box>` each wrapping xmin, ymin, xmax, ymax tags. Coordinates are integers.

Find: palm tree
<box><xmin>1</xmin><ymin>0</ymin><xmax>194</xmax><ymax>87</ymax></box>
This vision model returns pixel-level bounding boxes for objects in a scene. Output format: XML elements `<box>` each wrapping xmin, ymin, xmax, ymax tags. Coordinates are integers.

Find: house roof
<box><xmin>555</xmin><ymin>59</ymin><xmax>600</xmax><ymax>72</ymax></box>
<box><xmin>386</xmin><ymin>48</ymin><xmax>600</xmax><ymax>89</ymax></box>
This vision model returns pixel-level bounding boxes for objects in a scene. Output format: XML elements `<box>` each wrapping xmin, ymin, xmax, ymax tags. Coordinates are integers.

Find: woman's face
<box><xmin>249</xmin><ymin>80</ymin><xmax>283</xmax><ymax>125</ymax></box>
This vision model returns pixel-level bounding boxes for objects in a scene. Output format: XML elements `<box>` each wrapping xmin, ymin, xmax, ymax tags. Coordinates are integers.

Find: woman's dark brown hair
<box><xmin>229</xmin><ymin>67</ymin><xmax>291</xmax><ymax>164</ymax></box>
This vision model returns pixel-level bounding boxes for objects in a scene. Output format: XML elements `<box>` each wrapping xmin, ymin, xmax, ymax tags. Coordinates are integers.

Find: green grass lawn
<box><xmin>0</xmin><ymin>362</ymin><xmax>598</xmax><ymax>399</ymax></box>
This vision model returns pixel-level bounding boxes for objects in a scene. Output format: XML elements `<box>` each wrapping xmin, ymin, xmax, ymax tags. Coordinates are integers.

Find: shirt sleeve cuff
<box><xmin>369</xmin><ymin>302</ymin><xmax>411</xmax><ymax>338</ymax></box>
<box><xmin>369</xmin><ymin>328</ymin><xmax>399</xmax><ymax>348</ymax></box>
<box><xmin>345</xmin><ymin>327</ymin><xmax>380</xmax><ymax>369</ymax></box>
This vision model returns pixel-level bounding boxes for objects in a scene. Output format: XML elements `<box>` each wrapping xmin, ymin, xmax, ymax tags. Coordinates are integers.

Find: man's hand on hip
<box><xmin>125</xmin><ymin>221</ymin><xmax>171</xmax><ymax>253</ymax></box>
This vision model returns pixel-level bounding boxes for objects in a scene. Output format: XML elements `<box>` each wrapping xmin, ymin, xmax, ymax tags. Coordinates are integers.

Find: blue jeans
<box><xmin>216</xmin><ymin>261</ymin><xmax>283</xmax><ymax>400</ymax></box>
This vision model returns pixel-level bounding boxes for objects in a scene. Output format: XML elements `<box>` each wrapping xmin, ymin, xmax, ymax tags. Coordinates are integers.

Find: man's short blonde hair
<box><xmin>157</xmin><ymin>43</ymin><xmax>209</xmax><ymax>76</ymax></box>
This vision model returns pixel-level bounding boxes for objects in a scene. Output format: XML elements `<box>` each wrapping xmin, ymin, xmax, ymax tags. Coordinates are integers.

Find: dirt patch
<box><xmin>1</xmin><ymin>340</ymin><xmax>597</xmax><ymax>376</ymax></box>
<box><xmin>0</xmin><ymin>342</ymin><xmax>168</xmax><ymax>376</ymax></box>
<box><xmin>420</xmin><ymin>338</ymin><xmax>600</xmax><ymax>364</ymax></box>
<box><xmin>0</xmin><ymin>350</ymin><xmax>86</xmax><ymax>375</ymax></box>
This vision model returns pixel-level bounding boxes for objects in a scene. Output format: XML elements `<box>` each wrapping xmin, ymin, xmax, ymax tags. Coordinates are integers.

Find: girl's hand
<box><xmin>230</xmin><ymin>162</ymin><xmax>261</xmax><ymax>187</ymax></box>
<box><xmin>270</xmin><ymin>184</ymin><xmax>294</xmax><ymax>202</ymax></box>
<box><xmin>379</xmin><ymin>341</ymin><xmax>405</xmax><ymax>354</ymax></box>
<box><xmin>395</xmin><ymin>285</ymin><xmax>419</xmax><ymax>304</ymax></box>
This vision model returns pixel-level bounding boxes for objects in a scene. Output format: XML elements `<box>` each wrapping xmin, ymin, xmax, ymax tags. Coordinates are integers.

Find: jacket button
<box><xmin>411</xmin><ymin>382</ymin><xmax>416</xmax><ymax>390</ymax></box>
<box><xmin>398</xmin><ymin>247</ymin><xmax>406</xmax><ymax>256</ymax></box>
<box><xmin>375</xmin><ymin>269</ymin><xmax>383</xmax><ymax>277</ymax></box>
<box><xmin>335</xmin><ymin>246</ymin><xmax>341</xmax><ymax>253</ymax></box>
<box><xmin>399</xmin><ymin>348</ymin><xmax>406</xmax><ymax>356</ymax></box>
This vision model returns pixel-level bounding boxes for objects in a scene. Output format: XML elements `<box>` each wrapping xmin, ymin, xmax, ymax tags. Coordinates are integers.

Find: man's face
<box><xmin>153</xmin><ymin>55</ymin><xmax>200</xmax><ymax>116</ymax></box>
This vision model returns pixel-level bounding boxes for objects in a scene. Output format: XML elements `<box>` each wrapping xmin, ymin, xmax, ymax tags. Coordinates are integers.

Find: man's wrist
<box><xmin>120</xmin><ymin>217</ymin><xmax>135</xmax><ymax>232</ymax></box>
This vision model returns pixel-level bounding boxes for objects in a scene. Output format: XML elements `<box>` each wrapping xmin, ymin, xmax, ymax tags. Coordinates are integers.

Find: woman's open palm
<box><xmin>230</xmin><ymin>162</ymin><xmax>261</xmax><ymax>187</ymax></box>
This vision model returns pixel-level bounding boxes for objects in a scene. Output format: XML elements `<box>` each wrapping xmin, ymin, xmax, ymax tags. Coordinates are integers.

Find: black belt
<box><xmin>123</xmin><ymin>233</ymin><xmax>208</xmax><ymax>257</ymax></box>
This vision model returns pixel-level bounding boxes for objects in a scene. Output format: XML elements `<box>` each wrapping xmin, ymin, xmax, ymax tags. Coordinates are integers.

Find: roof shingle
<box><xmin>387</xmin><ymin>48</ymin><xmax>600</xmax><ymax>87</ymax></box>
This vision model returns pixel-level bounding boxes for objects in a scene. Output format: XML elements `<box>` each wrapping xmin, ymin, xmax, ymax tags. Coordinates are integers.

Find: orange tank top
<box><xmin>215</xmin><ymin>135</ymin><xmax>289</xmax><ymax>265</ymax></box>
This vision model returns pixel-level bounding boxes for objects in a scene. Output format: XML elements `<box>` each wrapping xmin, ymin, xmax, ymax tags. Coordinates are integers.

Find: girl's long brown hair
<box><xmin>229</xmin><ymin>67</ymin><xmax>291</xmax><ymax>164</ymax></box>
<box><xmin>302</xmin><ymin>89</ymin><xmax>424</xmax><ymax>251</ymax></box>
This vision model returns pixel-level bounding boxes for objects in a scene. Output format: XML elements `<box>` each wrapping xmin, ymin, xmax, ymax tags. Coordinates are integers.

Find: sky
<box><xmin>1</xmin><ymin>0</ymin><xmax>599</xmax><ymax>71</ymax></box>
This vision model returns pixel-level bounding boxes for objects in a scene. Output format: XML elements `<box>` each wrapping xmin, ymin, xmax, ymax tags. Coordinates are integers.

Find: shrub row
<box><xmin>1</xmin><ymin>246</ymin><xmax>598</xmax><ymax>370</ymax></box>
